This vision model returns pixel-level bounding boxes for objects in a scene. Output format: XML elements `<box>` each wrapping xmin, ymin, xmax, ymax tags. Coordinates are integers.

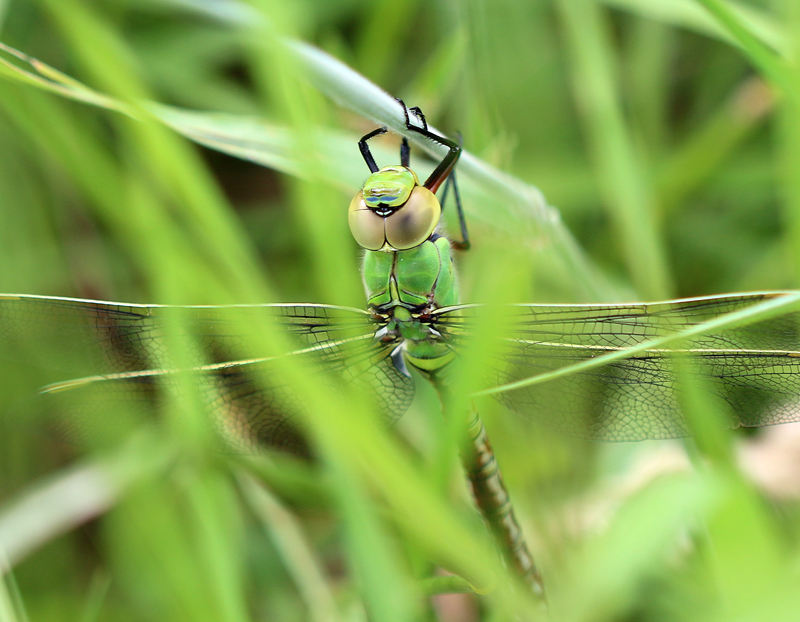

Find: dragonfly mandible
<box><xmin>5</xmin><ymin>101</ymin><xmax>800</xmax><ymax>599</ymax></box>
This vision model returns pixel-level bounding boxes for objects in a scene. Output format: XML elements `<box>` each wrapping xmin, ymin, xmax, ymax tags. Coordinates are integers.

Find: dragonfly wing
<box><xmin>1</xmin><ymin>295</ymin><xmax>414</xmax><ymax>453</ymax></box>
<box><xmin>206</xmin><ymin>339</ymin><xmax>415</xmax><ymax>453</ymax></box>
<box><xmin>0</xmin><ymin>295</ymin><xmax>376</xmax><ymax>374</ymax></box>
<box><xmin>435</xmin><ymin>293</ymin><xmax>800</xmax><ymax>441</ymax></box>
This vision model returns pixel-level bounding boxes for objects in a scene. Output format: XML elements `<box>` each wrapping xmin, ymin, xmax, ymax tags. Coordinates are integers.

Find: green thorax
<box><xmin>362</xmin><ymin>236</ymin><xmax>459</xmax><ymax>372</ymax></box>
<box><xmin>363</xmin><ymin>236</ymin><xmax>458</xmax><ymax>310</ymax></box>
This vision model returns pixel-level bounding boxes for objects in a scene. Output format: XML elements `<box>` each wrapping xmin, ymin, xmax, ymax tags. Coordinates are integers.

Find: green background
<box><xmin>1</xmin><ymin>0</ymin><xmax>800</xmax><ymax>620</ymax></box>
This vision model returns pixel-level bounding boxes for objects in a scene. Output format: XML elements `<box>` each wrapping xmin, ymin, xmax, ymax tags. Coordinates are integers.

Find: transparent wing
<box><xmin>0</xmin><ymin>294</ymin><xmax>414</xmax><ymax>453</ymax></box>
<box><xmin>435</xmin><ymin>292</ymin><xmax>800</xmax><ymax>441</ymax></box>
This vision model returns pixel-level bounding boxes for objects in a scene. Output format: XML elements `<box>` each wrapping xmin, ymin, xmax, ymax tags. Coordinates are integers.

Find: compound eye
<box><xmin>348</xmin><ymin>192</ymin><xmax>386</xmax><ymax>250</ymax></box>
<box><xmin>384</xmin><ymin>185</ymin><xmax>441</xmax><ymax>250</ymax></box>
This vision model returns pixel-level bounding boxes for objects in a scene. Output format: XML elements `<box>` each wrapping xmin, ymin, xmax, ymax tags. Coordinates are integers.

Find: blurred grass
<box><xmin>1</xmin><ymin>0</ymin><xmax>800</xmax><ymax>620</ymax></box>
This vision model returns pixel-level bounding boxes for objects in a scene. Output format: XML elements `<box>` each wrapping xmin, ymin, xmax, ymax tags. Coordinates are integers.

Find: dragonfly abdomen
<box><xmin>464</xmin><ymin>410</ymin><xmax>545</xmax><ymax>596</ymax></box>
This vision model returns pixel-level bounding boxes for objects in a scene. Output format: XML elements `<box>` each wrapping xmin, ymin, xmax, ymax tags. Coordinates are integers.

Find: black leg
<box><xmin>397</xmin><ymin>98</ymin><xmax>412</xmax><ymax>128</ymax></box>
<box><xmin>394</xmin><ymin>99</ymin><xmax>465</xmax><ymax>235</ymax></box>
<box><xmin>410</xmin><ymin>125</ymin><xmax>460</xmax><ymax>193</ymax></box>
<box><xmin>394</xmin><ymin>99</ymin><xmax>461</xmax><ymax>193</ymax></box>
<box><xmin>439</xmin><ymin>169</ymin><xmax>470</xmax><ymax>251</ymax></box>
<box><xmin>400</xmin><ymin>138</ymin><xmax>410</xmax><ymax>168</ymax></box>
<box><xmin>397</xmin><ymin>99</ymin><xmax>430</xmax><ymax>135</ymax></box>
<box><xmin>358</xmin><ymin>127</ymin><xmax>387</xmax><ymax>173</ymax></box>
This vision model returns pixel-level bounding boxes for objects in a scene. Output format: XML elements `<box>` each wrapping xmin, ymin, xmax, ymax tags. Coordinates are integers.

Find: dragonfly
<box><xmin>4</xmin><ymin>102</ymin><xmax>800</xmax><ymax>598</ymax></box>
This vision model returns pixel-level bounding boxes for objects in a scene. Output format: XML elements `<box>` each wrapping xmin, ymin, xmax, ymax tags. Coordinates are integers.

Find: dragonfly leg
<box><xmin>438</xmin><ymin>167</ymin><xmax>471</xmax><ymax>251</ymax></box>
<box><xmin>395</xmin><ymin>98</ymin><xmax>461</xmax><ymax>193</ymax></box>
<box><xmin>408</xmin><ymin>106</ymin><xmax>427</xmax><ymax>128</ymax></box>
<box><xmin>400</xmin><ymin>137</ymin><xmax>410</xmax><ymax>168</ymax></box>
<box><xmin>359</xmin><ymin>127</ymin><xmax>388</xmax><ymax>173</ymax></box>
<box><xmin>463</xmin><ymin>407</ymin><xmax>545</xmax><ymax>597</ymax></box>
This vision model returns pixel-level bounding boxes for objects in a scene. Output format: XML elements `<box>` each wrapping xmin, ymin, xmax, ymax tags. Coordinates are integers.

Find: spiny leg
<box><xmin>395</xmin><ymin>98</ymin><xmax>461</xmax><ymax>193</ymax></box>
<box><xmin>357</xmin><ymin>103</ymin><xmax>429</xmax><ymax>171</ymax></box>
<box><xmin>408</xmin><ymin>105</ymin><xmax>428</xmax><ymax>130</ymax></box>
<box><xmin>361</xmin><ymin>100</ymin><xmax>430</xmax><ymax>171</ymax></box>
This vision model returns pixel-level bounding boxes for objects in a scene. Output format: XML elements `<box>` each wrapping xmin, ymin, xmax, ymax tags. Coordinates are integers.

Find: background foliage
<box><xmin>2</xmin><ymin>0</ymin><xmax>800</xmax><ymax>620</ymax></box>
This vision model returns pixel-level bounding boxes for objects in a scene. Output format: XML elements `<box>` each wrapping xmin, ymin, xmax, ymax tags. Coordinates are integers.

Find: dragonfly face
<box><xmin>348</xmin><ymin>166</ymin><xmax>441</xmax><ymax>251</ymax></box>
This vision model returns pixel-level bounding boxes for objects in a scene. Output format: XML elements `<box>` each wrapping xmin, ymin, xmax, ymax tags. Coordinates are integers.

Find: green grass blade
<box><xmin>237</xmin><ymin>472</ymin><xmax>341</xmax><ymax>622</ymax></box>
<box><xmin>774</xmin><ymin>0</ymin><xmax>800</xmax><ymax>285</ymax></box>
<box><xmin>600</xmin><ymin>0</ymin><xmax>788</xmax><ymax>56</ymax></box>
<box><xmin>0</xmin><ymin>432</ymin><xmax>172</xmax><ymax>571</ymax></box>
<box><xmin>693</xmin><ymin>0</ymin><xmax>797</xmax><ymax>101</ymax></box>
<box><xmin>557</xmin><ymin>0</ymin><xmax>673</xmax><ymax>299</ymax></box>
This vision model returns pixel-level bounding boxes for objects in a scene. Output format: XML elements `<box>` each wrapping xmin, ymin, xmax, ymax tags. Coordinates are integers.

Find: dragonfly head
<box><xmin>349</xmin><ymin>166</ymin><xmax>441</xmax><ymax>251</ymax></box>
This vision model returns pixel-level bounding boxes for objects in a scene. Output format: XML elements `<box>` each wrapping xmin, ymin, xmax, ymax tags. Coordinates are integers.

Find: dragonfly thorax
<box><xmin>349</xmin><ymin>166</ymin><xmax>442</xmax><ymax>251</ymax></box>
<box><xmin>362</xmin><ymin>236</ymin><xmax>459</xmax><ymax>374</ymax></box>
<box><xmin>363</xmin><ymin>236</ymin><xmax>458</xmax><ymax>311</ymax></box>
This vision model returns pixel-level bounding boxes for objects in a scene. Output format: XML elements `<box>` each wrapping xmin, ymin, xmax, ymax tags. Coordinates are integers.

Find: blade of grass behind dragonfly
<box><xmin>599</xmin><ymin>0</ymin><xmax>787</xmax><ymax>56</ymax></box>
<box><xmin>626</xmin><ymin>18</ymin><xmax>673</xmax><ymax>159</ymax></box>
<box><xmin>354</xmin><ymin>0</ymin><xmax>421</xmax><ymax>84</ymax></box>
<box><xmin>0</xmin><ymin>568</ymin><xmax>26</xmax><ymax>622</ymax></box>
<box><xmin>556</xmin><ymin>0</ymin><xmax>672</xmax><ymax>300</ymax></box>
<box><xmin>773</xmin><ymin>0</ymin><xmax>800</xmax><ymax>286</ymax></box>
<box><xmin>401</xmin><ymin>29</ymin><xmax>467</xmax><ymax>118</ymax></box>
<box><xmin>243</xmin><ymin>0</ymin><xmax>362</xmax><ymax>308</ymax></box>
